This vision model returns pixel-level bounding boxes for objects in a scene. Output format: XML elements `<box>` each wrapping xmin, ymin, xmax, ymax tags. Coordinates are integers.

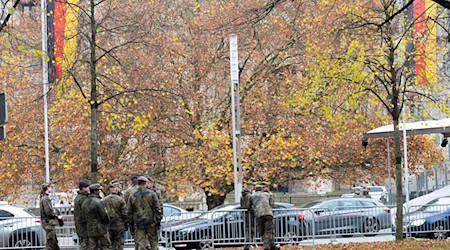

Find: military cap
<box><xmin>41</xmin><ymin>183</ymin><xmax>52</xmax><ymax>189</ymax></box>
<box><xmin>255</xmin><ymin>185</ymin><xmax>263</xmax><ymax>191</ymax></box>
<box><xmin>110</xmin><ymin>179</ymin><xmax>123</xmax><ymax>186</ymax></box>
<box><xmin>109</xmin><ymin>182</ymin><xmax>122</xmax><ymax>189</ymax></box>
<box><xmin>131</xmin><ymin>176</ymin><xmax>138</xmax><ymax>181</ymax></box>
<box><xmin>79</xmin><ymin>181</ymin><xmax>90</xmax><ymax>188</ymax></box>
<box><xmin>137</xmin><ymin>176</ymin><xmax>149</xmax><ymax>182</ymax></box>
<box><xmin>89</xmin><ymin>183</ymin><xmax>103</xmax><ymax>191</ymax></box>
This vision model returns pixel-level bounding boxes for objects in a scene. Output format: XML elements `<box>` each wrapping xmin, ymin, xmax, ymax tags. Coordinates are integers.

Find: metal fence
<box><xmin>1</xmin><ymin>204</ymin><xmax>450</xmax><ymax>249</ymax></box>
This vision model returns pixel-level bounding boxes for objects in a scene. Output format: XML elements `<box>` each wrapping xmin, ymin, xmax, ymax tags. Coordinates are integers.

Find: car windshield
<box><xmin>368</xmin><ymin>187</ymin><xmax>383</xmax><ymax>192</ymax></box>
<box><xmin>303</xmin><ymin>201</ymin><xmax>322</xmax><ymax>208</ymax></box>
<box><xmin>197</xmin><ymin>205</ymin><xmax>237</xmax><ymax>220</ymax></box>
<box><xmin>419</xmin><ymin>197</ymin><xmax>450</xmax><ymax>212</ymax></box>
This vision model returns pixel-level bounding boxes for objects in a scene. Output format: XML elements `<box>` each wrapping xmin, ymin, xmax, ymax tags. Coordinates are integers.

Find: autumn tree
<box><xmin>306</xmin><ymin>0</ymin><xmax>449</xmax><ymax>240</ymax></box>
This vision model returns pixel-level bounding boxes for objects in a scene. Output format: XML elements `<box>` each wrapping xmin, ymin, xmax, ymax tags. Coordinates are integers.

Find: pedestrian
<box><xmin>147</xmin><ymin>176</ymin><xmax>163</xmax><ymax>250</ymax></box>
<box><xmin>104</xmin><ymin>181</ymin><xmax>128</xmax><ymax>250</ymax></box>
<box><xmin>110</xmin><ymin>179</ymin><xmax>124</xmax><ymax>196</ymax></box>
<box><xmin>123</xmin><ymin>176</ymin><xmax>138</xmax><ymax>204</ymax></box>
<box><xmin>123</xmin><ymin>176</ymin><xmax>139</xmax><ymax>238</ymax></box>
<box><xmin>40</xmin><ymin>183</ymin><xmax>61</xmax><ymax>250</ymax></box>
<box><xmin>362</xmin><ymin>188</ymin><xmax>372</xmax><ymax>198</ymax></box>
<box><xmin>82</xmin><ymin>183</ymin><xmax>110</xmax><ymax>250</ymax></box>
<box><xmin>127</xmin><ymin>176</ymin><xmax>162</xmax><ymax>250</ymax></box>
<box><xmin>251</xmin><ymin>182</ymin><xmax>278</xmax><ymax>250</ymax></box>
<box><xmin>74</xmin><ymin>181</ymin><xmax>90</xmax><ymax>250</ymax></box>
<box><xmin>240</xmin><ymin>180</ymin><xmax>255</xmax><ymax>250</ymax></box>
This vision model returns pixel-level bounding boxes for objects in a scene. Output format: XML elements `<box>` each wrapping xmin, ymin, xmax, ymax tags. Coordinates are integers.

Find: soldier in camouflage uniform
<box><xmin>128</xmin><ymin>176</ymin><xmax>162</xmax><ymax>250</ymax></box>
<box><xmin>40</xmin><ymin>183</ymin><xmax>61</xmax><ymax>250</ymax></box>
<box><xmin>82</xmin><ymin>183</ymin><xmax>111</xmax><ymax>250</ymax></box>
<box><xmin>123</xmin><ymin>176</ymin><xmax>138</xmax><ymax>238</ymax></box>
<box><xmin>147</xmin><ymin>177</ymin><xmax>163</xmax><ymax>250</ymax></box>
<box><xmin>123</xmin><ymin>176</ymin><xmax>138</xmax><ymax>204</ymax></box>
<box><xmin>251</xmin><ymin>182</ymin><xmax>278</xmax><ymax>250</ymax></box>
<box><xmin>104</xmin><ymin>181</ymin><xmax>128</xmax><ymax>250</ymax></box>
<box><xmin>74</xmin><ymin>181</ymin><xmax>90</xmax><ymax>250</ymax></box>
<box><xmin>240</xmin><ymin>180</ymin><xmax>255</xmax><ymax>249</ymax></box>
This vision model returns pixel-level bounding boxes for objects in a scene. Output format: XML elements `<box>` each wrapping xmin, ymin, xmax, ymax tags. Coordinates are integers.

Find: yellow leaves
<box><xmin>194</xmin><ymin>1</ymin><xmax>200</xmax><ymax>10</ymax></box>
<box><xmin>172</xmin><ymin>36</ymin><xmax>179</xmax><ymax>43</ymax></box>
<box><xmin>320</xmin><ymin>105</ymin><xmax>333</xmax><ymax>120</ymax></box>
<box><xmin>185</xmin><ymin>109</ymin><xmax>193</xmax><ymax>115</ymax></box>
<box><xmin>17</xmin><ymin>45</ymin><xmax>27</xmax><ymax>54</ymax></box>
<box><xmin>8</xmin><ymin>7</ymin><xmax>16</xmax><ymax>15</ymax></box>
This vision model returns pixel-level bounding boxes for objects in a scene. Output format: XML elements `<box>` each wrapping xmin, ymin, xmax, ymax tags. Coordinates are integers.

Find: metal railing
<box><xmin>2</xmin><ymin>203</ymin><xmax>450</xmax><ymax>249</ymax></box>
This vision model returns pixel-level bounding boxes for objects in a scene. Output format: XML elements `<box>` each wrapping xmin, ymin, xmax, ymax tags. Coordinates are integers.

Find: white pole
<box><xmin>387</xmin><ymin>138</ymin><xmax>392</xmax><ymax>201</ymax></box>
<box><xmin>41</xmin><ymin>0</ymin><xmax>50</xmax><ymax>183</ymax></box>
<box><xmin>230</xmin><ymin>34</ymin><xmax>241</xmax><ymax>202</ymax></box>
<box><xmin>402</xmin><ymin>101</ymin><xmax>410</xmax><ymax>210</ymax></box>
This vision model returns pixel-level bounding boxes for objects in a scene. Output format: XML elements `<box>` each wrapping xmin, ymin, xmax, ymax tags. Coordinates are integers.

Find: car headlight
<box><xmin>410</xmin><ymin>219</ymin><xmax>425</xmax><ymax>226</ymax></box>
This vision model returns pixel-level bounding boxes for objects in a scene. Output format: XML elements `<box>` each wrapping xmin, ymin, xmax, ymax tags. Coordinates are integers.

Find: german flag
<box><xmin>413</xmin><ymin>0</ymin><xmax>437</xmax><ymax>86</ymax></box>
<box><xmin>47</xmin><ymin>0</ymin><xmax>80</xmax><ymax>84</ymax></box>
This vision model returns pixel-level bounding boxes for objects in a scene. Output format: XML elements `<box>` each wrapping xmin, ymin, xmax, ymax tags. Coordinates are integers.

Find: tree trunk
<box><xmin>393</xmin><ymin>118</ymin><xmax>404</xmax><ymax>241</ymax></box>
<box><xmin>206</xmin><ymin>193</ymin><xmax>226</xmax><ymax>210</ymax></box>
<box><xmin>89</xmin><ymin>0</ymin><xmax>98</xmax><ymax>183</ymax></box>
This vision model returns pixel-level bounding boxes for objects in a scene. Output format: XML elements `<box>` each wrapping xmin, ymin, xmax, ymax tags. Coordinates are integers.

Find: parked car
<box><xmin>366</xmin><ymin>186</ymin><xmax>389</xmax><ymax>203</ymax></box>
<box><xmin>402</xmin><ymin>196</ymin><xmax>450</xmax><ymax>239</ymax></box>
<box><xmin>161</xmin><ymin>202</ymin><xmax>302</xmax><ymax>250</ymax></box>
<box><xmin>162</xmin><ymin>203</ymin><xmax>200</xmax><ymax>226</ymax></box>
<box><xmin>0</xmin><ymin>202</ymin><xmax>45</xmax><ymax>248</ymax></box>
<box><xmin>300</xmin><ymin>197</ymin><xmax>392</xmax><ymax>237</ymax></box>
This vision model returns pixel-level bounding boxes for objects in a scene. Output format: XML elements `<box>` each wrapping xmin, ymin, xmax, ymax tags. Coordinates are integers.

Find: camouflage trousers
<box><xmin>88</xmin><ymin>235</ymin><xmax>110</xmax><ymax>250</ymax></box>
<box><xmin>244</xmin><ymin>211</ymin><xmax>255</xmax><ymax>241</ymax></box>
<box><xmin>109</xmin><ymin>227</ymin><xmax>125</xmax><ymax>250</ymax></box>
<box><xmin>135</xmin><ymin>225</ymin><xmax>158</xmax><ymax>250</ymax></box>
<box><xmin>149</xmin><ymin>228</ymin><xmax>159</xmax><ymax>250</ymax></box>
<box><xmin>257</xmin><ymin>215</ymin><xmax>275</xmax><ymax>250</ymax></box>
<box><xmin>78</xmin><ymin>236</ymin><xmax>89</xmax><ymax>250</ymax></box>
<box><xmin>43</xmin><ymin>222</ymin><xmax>60</xmax><ymax>250</ymax></box>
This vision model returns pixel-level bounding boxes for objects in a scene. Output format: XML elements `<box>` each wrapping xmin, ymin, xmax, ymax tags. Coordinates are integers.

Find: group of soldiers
<box><xmin>240</xmin><ymin>180</ymin><xmax>280</xmax><ymax>250</ymax></box>
<box><xmin>39</xmin><ymin>176</ymin><xmax>163</xmax><ymax>250</ymax></box>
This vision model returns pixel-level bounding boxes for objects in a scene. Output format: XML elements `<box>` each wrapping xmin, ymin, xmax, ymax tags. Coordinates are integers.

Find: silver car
<box><xmin>0</xmin><ymin>202</ymin><xmax>45</xmax><ymax>248</ymax></box>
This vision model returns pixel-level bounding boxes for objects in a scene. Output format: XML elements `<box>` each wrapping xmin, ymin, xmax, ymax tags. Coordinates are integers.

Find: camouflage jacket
<box><xmin>40</xmin><ymin>194</ymin><xmax>57</xmax><ymax>224</ymax></box>
<box><xmin>103</xmin><ymin>192</ymin><xmax>127</xmax><ymax>229</ymax></box>
<box><xmin>81</xmin><ymin>193</ymin><xmax>110</xmax><ymax>237</ymax></box>
<box><xmin>251</xmin><ymin>191</ymin><xmax>274</xmax><ymax>218</ymax></box>
<box><xmin>123</xmin><ymin>185</ymin><xmax>138</xmax><ymax>205</ymax></box>
<box><xmin>240</xmin><ymin>189</ymin><xmax>253</xmax><ymax>211</ymax></box>
<box><xmin>152</xmin><ymin>187</ymin><xmax>163</xmax><ymax>209</ymax></box>
<box><xmin>74</xmin><ymin>190</ymin><xmax>89</xmax><ymax>237</ymax></box>
<box><xmin>127</xmin><ymin>186</ymin><xmax>162</xmax><ymax>229</ymax></box>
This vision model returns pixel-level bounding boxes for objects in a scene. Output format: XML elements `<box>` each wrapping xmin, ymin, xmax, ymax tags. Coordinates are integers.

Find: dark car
<box><xmin>403</xmin><ymin>197</ymin><xmax>450</xmax><ymax>240</ymax></box>
<box><xmin>161</xmin><ymin>202</ymin><xmax>302</xmax><ymax>250</ymax></box>
<box><xmin>299</xmin><ymin>197</ymin><xmax>392</xmax><ymax>237</ymax></box>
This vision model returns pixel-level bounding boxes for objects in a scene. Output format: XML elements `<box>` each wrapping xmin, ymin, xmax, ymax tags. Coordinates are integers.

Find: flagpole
<box><xmin>41</xmin><ymin>0</ymin><xmax>50</xmax><ymax>183</ymax></box>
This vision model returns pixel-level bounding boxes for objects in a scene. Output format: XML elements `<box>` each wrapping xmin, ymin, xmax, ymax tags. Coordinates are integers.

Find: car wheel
<box><xmin>198</xmin><ymin>236</ymin><xmax>212</xmax><ymax>249</ymax></box>
<box><xmin>10</xmin><ymin>233</ymin><xmax>36</xmax><ymax>249</ymax></box>
<box><xmin>433</xmin><ymin>223</ymin><xmax>448</xmax><ymax>240</ymax></box>
<box><xmin>282</xmin><ymin>231</ymin><xmax>299</xmax><ymax>245</ymax></box>
<box><xmin>362</xmin><ymin>218</ymin><xmax>379</xmax><ymax>237</ymax></box>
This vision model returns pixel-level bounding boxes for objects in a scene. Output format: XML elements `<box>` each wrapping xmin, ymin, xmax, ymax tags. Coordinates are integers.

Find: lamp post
<box><xmin>41</xmin><ymin>0</ymin><xmax>50</xmax><ymax>183</ymax></box>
